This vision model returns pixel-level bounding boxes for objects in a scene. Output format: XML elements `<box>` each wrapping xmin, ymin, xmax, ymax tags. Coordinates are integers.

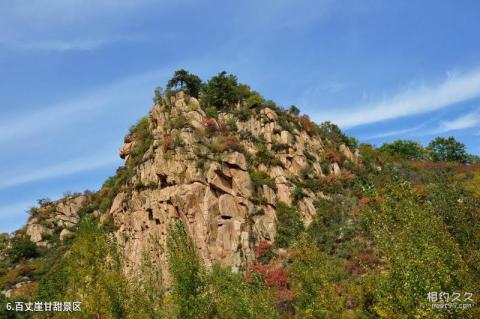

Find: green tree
<box><xmin>202</xmin><ymin>266</ymin><xmax>280</xmax><ymax>319</ymax></box>
<box><xmin>288</xmin><ymin>105</ymin><xmax>300</xmax><ymax>116</ymax></box>
<box><xmin>167</xmin><ymin>69</ymin><xmax>202</xmax><ymax>98</ymax></box>
<box><xmin>428</xmin><ymin>136</ymin><xmax>468</xmax><ymax>162</ymax></box>
<box><xmin>152</xmin><ymin>86</ymin><xmax>163</xmax><ymax>104</ymax></box>
<box><xmin>289</xmin><ymin>238</ymin><xmax>355</xmax><ymax>319</ymax></box>
<box><xmin>0</xmin><ymin>233</ymin><xmax>8</xmax><ymax>252</ymax></box>
<box><xmin>361</xmin><ymin>181</ymin><xmax>476</xmax><ymax>318</ymax></box>
<box><xmin>319</xmin><ymin>121</ymin><xmax>358</xmax><ymax>149</ymax></box>
<box><xmin>167</xmin><ymin>222</ymin><xmax>204</xmax><ymax>319</ymax></box>
<box><xmin>378</xmin><ymin>139</ymin><xmax>426</xmax><ymax>160</ymax></box>
<box><xmin>201</xmin><ymin>71</ymin><xmax>241</xmax><ymax>110</ymax></box>
<box><xmin>36</xmin><ymin>218</ymin><xmax>147</xmax><ymax>318</ymax></box>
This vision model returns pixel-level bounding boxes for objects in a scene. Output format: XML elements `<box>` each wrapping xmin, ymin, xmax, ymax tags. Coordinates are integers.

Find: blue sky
<box><xmin>1</xmin><ymin>0</ymin><xmax>480</xmax><ymax>232</ymax></box>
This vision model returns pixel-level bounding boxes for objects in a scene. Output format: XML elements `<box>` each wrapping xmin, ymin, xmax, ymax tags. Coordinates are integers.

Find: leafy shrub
<box><xmin>250</xmin><ymin>170</ymin><xmax>276</xmax><ymax>190</ymax></box>
<box><xmin>254</xmin><ymin>144</ymin><xmax>284</xmax><ymax>167</ymax></box>
<box><xmin>248</xmin><ymin>261</ymin><xmax>292</xmax><ymax>308</ymax></box>
<box><xmin>129</xmin><ymin>116</ymin><xmax>154</xmax><ymax>168</ymax></box>
<box><xmin>297</xmin><ymin>115</ymin><xmax>320</xmax><ymax>137</ymax></box>
<box><xmin>275</xmin><ymin>202</ymin><xmax>304</xmax><ymax>248</ymax></box>
<box><xmin>276</xmin><ymin>111</ymin><xmax>295</xmax><ymax>132</ymax></box>
<box><xmin>245</xmin><ymin>93</ymin><xmax>265</xmax><ymax>109</ymax></box>
<box><xmin>271</xmin><ymin>141</ymin><xmax>289</xmax><ymax>153</ymax></box>
<box><xmin>319</xmin><ymin>121</ymin><xmax>358</xmax><ymax>149</ymax></box>
<box><xmin>95</xmin><ymin>165</ymin><xmax>132</xmax><ymax>213</ymax></box>
<box><xmin>425</xmin><ymin>176</ymin><xmax>480</xmax><ymax>279</ymax></box>
<box><xmin>321</xmin><ymin>159</ymin><xmax>331</xmax><ymax>176</ymax></box>
<box><xmin>204</xmin><ymin>106</ymin><xmax>219</xmax><ymax>119</ymax></box>
<box><xmin>303</xmin><ymin>149</ymin><xmax>316</xmax><ymax>163</ymax></box>
<box><xmin>7</xmin><ymin>237</ymin><xmax>39</xmax><ymax>262</ymax></box>
<box><xmin>301</xmin><ymin>177</ymin><xmax>322</xmax><ymax>193</ymax></box>
<box><xmin>324</xmin><ymin>148</ymin><xmax>345</xmax><ymax>163</ymax></box>
<box><xmin>254</xmin><ymin>241</ymin><xmax>276</xmax><ymax>264</ymax></box>
<box><xmin>234</xmin><ymin>106</ymin><xmax>252</xmax><ymax>121</ymax></box>
<box><xmin>166</xmin><ymin>114</ymin><xmax>191</xmax><ymax>130</ymax></box>
<box><xmin>290</xmin><ymin>186</ymin><xmax>306</xmax><ymax>204</ymax></box>
<box><xmin>226</xmin><ymin>118</ymin><xmax>238</xmax><ymax>131</ymax></box>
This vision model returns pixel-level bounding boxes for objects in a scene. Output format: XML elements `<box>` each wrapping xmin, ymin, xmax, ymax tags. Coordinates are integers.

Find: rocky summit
<box><xmin>111</xmin><ymin>91</ymin><xmax>357</xmax><ymax>282</ymax></box>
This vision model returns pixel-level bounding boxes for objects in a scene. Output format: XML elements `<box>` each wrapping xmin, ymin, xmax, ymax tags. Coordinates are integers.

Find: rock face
<box><xmin>25</xmin><ymin>195</ymin><xmax>88</xmax><ymax>245</ymax></box>
<box><xmin>108</xmin><ymin>92</ymin><xmax>357</xmax><ymax>284</ymax></box>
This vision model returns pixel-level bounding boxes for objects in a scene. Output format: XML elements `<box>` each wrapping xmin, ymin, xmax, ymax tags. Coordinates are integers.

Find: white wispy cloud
<box><xmin>0</xmin><ymin>68</ymin><xmax>169</xmax><ymax>144</ymax></box>
<box><xmin>0</xmin><ymin>35</ymin><xmax>144</xmax><ymax>52</ymax></box>
<box><xmin>436</xmin><ymin>110</ymin><xmax>480</xmax><ymax>133</ymax></box>
<box><xmin>0</xmin><ymin>0</ymin><xmax>178</xmax><ymax>52</ymax></box>
<box><xmin>0</xmin><ymin>152</ymin><xmax>119</xmax><ymax>190</ymax></box>
<box><xmin>0</xmin><ymin>201</ymin><xmax>33</xmax><ymax>233</ymax></box>
<box><xmin>362</xmin><ymin>125</ymin><xmax>425</xmax><ymax>141</ymax></box>
<box><xmin>313</xmin><ymin>68</ymin><xmax>480</xmax><ymax>128</ymax></box>
<box><xmin>0</xmin><ymin>201</ymin><xmax>33</xmax><ymax>217</ymax></box>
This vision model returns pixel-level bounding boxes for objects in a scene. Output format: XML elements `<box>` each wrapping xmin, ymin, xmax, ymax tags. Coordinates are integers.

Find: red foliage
<box><xmin>325</xmin><ymin>148</ymin><xmax>347</xmax><ymax>163</ymax></box>
<box><xmin>298</xmin><ymin>114</ymin><xmax>318</xmax><ymax>135</ymax></box>
<box><xmin>345</xmin><ymin>259</ymin><xmax>365</xmax><ymax>275</ymax></box>
<box><xmin>341</xmin><ymin>169</ymin><xmax>356</xmax><ymax>181</ymax></box>
<box><xmin>334</xmin><ymin>284</ymin><xmax>343</xmax><ymax>296</ymax></box>
<box><xmin>248</xmin><ymin>260</ymin><xmax>293</xmax><ymax>302</ymax></box>
<box><xmin>254</xmin><ymin>241</ymin><xmax>273</xmax><ymax>259</ymax></box>
<box><xmin>18</xmin><ymin>265</ymin><xmax>34</xmax><ymax>277</ymax></box>
<box><xmin>250</xmin><ymin>263</ymin><xmax>266</xmax><ymax>274</ymax></box>
<box><xmin>408</xmin><ymin>159</ymin><xmax>472</xmax><ymax>172</ymax></box>
<box><xmin>323</xmin><ymin>175</ymin><xmax>336</xmax><ymax>183</ymax></box>
<box><xmin>163</xmin><ymin>134</ymin><xmax>174</xmax><ymax>151</ymax></box>
<box><xmin>203</xmin><ymin>117</ymin><xmax>218</xmax><ymax>128</ymax></box>
<box><xmin>360</xmin><ymin>252</ymin><xmax>378</xmax><ymax>265</ymax></box>
<box><xmin>223</xmin><ymin>136</ymin><xmax>239</xmax><ymax>148</ymax></box>
<box><xmin>265</xmin><ymin>268</ymin><xmax>290</xmax><ymax>288</ymax></box>
<box><xmin>217</xmin><ymin>119</ymin><xmax>228</xmax><ymax>133</ymax></box>
<box><xmin>358</xmin><ymin>196</ymin><xmax>384</xmax><ymax>208</ymax></box>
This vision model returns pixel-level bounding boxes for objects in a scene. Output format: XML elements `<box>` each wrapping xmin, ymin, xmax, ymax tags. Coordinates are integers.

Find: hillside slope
<box><xmin>1</xmin><ymin>71</ymin><xmax>479</xmax><ymax>318</ymax></box>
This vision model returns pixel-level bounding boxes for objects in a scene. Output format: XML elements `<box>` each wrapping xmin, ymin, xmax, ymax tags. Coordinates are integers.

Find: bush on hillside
<box><xmin>275</xmin><ymin>202</ymin><xmax>304</xmax><ymax>248</ymax></box>
<box><xmin>428</xmin><ymin>136</ymin><xmax>468</xmax><ymax>163</ymax></box>
<box><xmin>7</xmin><ymin>237</ymin><xmax>39</xmax><ymax>263</ymax></box>
<box><xmin>319</xmin><ymin>121</ymin><xmax>358</xmax><ymax>149</ymax></box>
<box><xmin>379</xmin><ymin>140</ymin><xmax>426</xmax><ymax>160</ymax></box>
<box><xmin>250</xmin><ymin>170</ymin><xmax>276</xmax><ymax>190</ymax></box>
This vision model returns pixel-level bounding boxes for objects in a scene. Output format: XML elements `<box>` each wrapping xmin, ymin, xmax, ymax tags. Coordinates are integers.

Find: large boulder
<box><xmin>26</xmin><ymin>224</ymin><xmax>52</xmax><ymax>243</ymax></box>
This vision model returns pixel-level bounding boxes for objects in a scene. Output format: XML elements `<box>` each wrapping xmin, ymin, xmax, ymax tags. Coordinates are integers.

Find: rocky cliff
<box><xmin>105</xmin><ymin>91</ymin><xmax>358</xmax><ymax>283</ymax></box>
<box><xmin>14</xmin><ymin>89</ymin><xmax>358</xmax><ymax>291</ymax></box>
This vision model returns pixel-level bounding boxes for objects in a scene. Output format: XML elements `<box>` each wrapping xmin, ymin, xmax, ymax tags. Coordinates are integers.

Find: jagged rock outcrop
<box><xmin>108</xmin><ymin>92</ymin><xmax>357</xmax><ymax>283</ymax></box>
<box><xmin>25</xmin><ymin>195</ymin><xmax>88</xmax><ymax>246</ymax></box>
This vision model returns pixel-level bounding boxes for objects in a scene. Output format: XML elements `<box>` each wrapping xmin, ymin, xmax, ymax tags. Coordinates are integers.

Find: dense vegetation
<box><xmin>1</xmin><ymin>70</ymin><xmax>479</xmax><ymax>318</ymax></box>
